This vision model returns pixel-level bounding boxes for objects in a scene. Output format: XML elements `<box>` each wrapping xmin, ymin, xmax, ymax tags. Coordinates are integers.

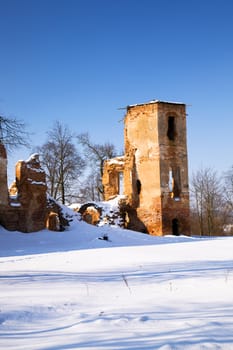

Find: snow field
<box><xmin>0</xmin><ymin>222</ymin><xmax>233</xmax><ymax>349</ymax></box>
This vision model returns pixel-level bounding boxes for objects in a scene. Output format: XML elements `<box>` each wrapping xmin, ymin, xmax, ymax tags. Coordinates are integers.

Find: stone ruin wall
<box><xmin>0</xmin><ymin>144</ymin><xmax>9</xmax><ymax>206</ymax></box>
<box><xmin>102</xmin><ymin>156</ymin><xmax>125</xmax><ymax>199</ymax></box>
<box><xmin>103</xmin><ymin>101</ymin><xmax>190</xmax><ymax>236</ymax></box>
<box><xmin>157</xmin><ymin>102</ymin><xmax>190</xmax><ymax>235</ymax></box>
<box><xmin>123</xmin><ymin>103</ymin><xmax>164</xmax><ymax>235</ymax></box>
<box><xmin>0</xmin><ymin>144</ymin><xmax>66</xmax><ymax>233</ymax></box>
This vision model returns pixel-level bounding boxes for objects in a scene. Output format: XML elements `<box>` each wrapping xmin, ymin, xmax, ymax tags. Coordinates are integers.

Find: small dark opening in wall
<box><xmin>136</xmin><ymin>179</ymin><xmax>141</xmax><ymax>195</ymax></box>
<box><xmin>172</xmin><ymin>218</ymin><xmax>179</xmax><ymax>235</ymax></box>
<box><xmin>173</xmin><ymin>166</ymin><xmax>181</xmax><ymax>198</ymax></box>
<box><xmin>168</xmin><ymin>167</ymin><xmax>181</xmax><ymax>199</ymax></box>
<box><xmin>167</xmin><ymin>116</ymin><xmax>176</xmax><ymax>141</ymax></box>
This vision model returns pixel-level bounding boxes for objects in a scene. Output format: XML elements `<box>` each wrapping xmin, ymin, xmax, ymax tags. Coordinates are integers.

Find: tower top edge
<box><xmin>126</xmin><ymin>100</ymin><xmax>186</xmax><ymax>110</ymax></box>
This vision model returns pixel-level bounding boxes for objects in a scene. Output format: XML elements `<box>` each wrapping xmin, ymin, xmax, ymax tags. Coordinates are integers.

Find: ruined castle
<box><xmin>0</xmin><ymin>145</ymin><xmax>65</xmax><ymax>233</ymax></box>
<box><xmin>102</xmin><ymin>100</ymin><xmax>190</xmax><ymax>236</ymax></box>
<box><xmin>0</xmin><ymin>100</ymin><xmax>190</xmax><ymax>236</ymax></box>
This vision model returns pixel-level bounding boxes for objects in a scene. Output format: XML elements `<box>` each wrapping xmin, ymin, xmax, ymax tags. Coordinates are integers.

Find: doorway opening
<box><xmin>172</xmin><ymin>218</ymin><xmax>179</xmax><ymax>235</ymax></box>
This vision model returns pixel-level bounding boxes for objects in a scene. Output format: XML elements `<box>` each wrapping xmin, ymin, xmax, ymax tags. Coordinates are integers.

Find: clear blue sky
<box><xmin>1</xmin><ymin>0</ymin><xmax>233</xmax><ymax>183</ymax></box>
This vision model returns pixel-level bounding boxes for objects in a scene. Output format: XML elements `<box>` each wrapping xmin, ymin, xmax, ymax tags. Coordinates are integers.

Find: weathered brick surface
<box><xmin>0</xmin><ymin>150</ymin><xmax>48</xmax><ymax>232</ymax></box>
<box><xmin>13</xmin><ymin>155</ymin><xmax>47</xmax><ymax>232</ymax></box>
<box><xmin>0</xmin><ymin>143</ymin><xmax>9</xmax><ymax>206</ymax></box>
<box><xmin>102</xmin><ymin>156</ymin><xmax>125</xmax><ymax>199</ymax></box>
<box><xmin>103</xmin><ymin>100</ymin><xmax>190</xmax><ymax>236</ymax></box>
<box><xmin>0</xmin><ymin>147</ymin><xmax>70</xmax><ymax>233</ymax></box>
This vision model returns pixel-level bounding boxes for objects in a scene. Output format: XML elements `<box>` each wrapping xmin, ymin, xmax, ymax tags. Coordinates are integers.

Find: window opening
<box><xmin>168</xmin><ymin>169</ymin><xmax>173</xmax><ymax>193</ymax></box>
<box><xmin>167</xmin><ymin>116</ymin><xmax>176</xmax><ymax>141</ymax></box>
<box><xmin>136</xmin><ymin>179</ymin><xmax>141</xmax><ymax>195</ymax></box>
<box><xmin>168</xmin><ymin>167</ymin><xmax>181</xmax><ymax>199</ymax></box>
<box><xmin>173</xmin><ymin>166</ymin><xmax>181</xmax><ymax>198</ymax></box>
<box><xmin>118</xmin><ymin>171</ymin><xmax>124</xmax><ymax>195</ymax></box>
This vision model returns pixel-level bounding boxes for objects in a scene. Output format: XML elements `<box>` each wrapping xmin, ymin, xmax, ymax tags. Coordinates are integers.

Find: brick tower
<box><xmin>123</xmin><ymin>100</ymin><xmax>190</xmax><ymax>235</ymax></box>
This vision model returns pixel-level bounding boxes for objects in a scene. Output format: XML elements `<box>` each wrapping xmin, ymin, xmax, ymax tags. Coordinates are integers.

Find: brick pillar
<box><xmin>0</xmin><ymin>143</ymin><xmax>9</xmax><ymax>205</ymax></box>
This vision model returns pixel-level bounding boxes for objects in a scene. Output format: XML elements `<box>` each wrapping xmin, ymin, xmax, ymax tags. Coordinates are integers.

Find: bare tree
<box><xmin>38</xmin><ymin>121</ymin><xmax>85</xmax><ymax>204</ymax></box>
<box><xmin>77</xmin><ymin>132</ymin><xmax>118</xmax><ymax>201</ymax></box>
<box><xmin>190</xmin><ymin>167</ymin><xmax>224</xmax><ymax>235</ymax></box>
<box><xmin>191</xmin><ymin>170</ymin><xmax>205</xmax><ymax>235</ymax></box>
<box><xmin>0</xmin><ymin>115</ymin><xmax>30</xmax><ymax>151</ymax></box>
<box><xmin>78</xmin><ymin>172</ymin><xmax>100</xmax><ymax>202</ymax></box>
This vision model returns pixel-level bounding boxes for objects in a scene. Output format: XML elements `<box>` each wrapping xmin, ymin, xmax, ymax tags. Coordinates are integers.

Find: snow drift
<box><xmin>0</xmin><ymin>213</ymin><xmax>233</xmax><ymax>349</ymax></box>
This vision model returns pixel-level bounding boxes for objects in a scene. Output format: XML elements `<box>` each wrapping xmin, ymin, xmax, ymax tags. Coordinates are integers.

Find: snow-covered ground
<box><xmin>0</xmin><ymin>214</ymin><xmax>233</xmax><ymax>349</ymax></box>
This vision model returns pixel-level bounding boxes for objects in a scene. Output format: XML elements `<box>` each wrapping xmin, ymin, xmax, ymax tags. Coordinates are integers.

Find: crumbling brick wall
<box><xmin>0</xmin><ymin>143</ymin><xmax>9</xmax><ymax>206</ymax></box>
<box><xmin>0</xmin><ymin>147</ymin><xmax>67</xmax><ymax>233</ymax></box>
<box><xmin>102</xmin><ymin>156</ymin><xmax>125</xmax><ymax>199</ymax></box>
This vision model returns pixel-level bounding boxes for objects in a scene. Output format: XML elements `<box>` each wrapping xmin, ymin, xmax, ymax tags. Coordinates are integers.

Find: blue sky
<box><xmin>1</xmin><ymin>0</ymin><xmax>233</xmax><ymax>183</ymax></box>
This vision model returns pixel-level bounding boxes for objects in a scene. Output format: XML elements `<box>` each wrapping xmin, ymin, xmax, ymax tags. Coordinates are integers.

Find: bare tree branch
<box><xmin>190</xmin><ymin>167</ymin><xmax>225</xmax><ymax>235</ymax></box>
<box><xmin>77</xmin><ymin>132</ymin><xmax>118</xmax><ymax>200</ymax></box>
<box><xmin>0</xmin><ymin>115</ymin><xmax>31</xmax><ymax>151</ymax></box>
